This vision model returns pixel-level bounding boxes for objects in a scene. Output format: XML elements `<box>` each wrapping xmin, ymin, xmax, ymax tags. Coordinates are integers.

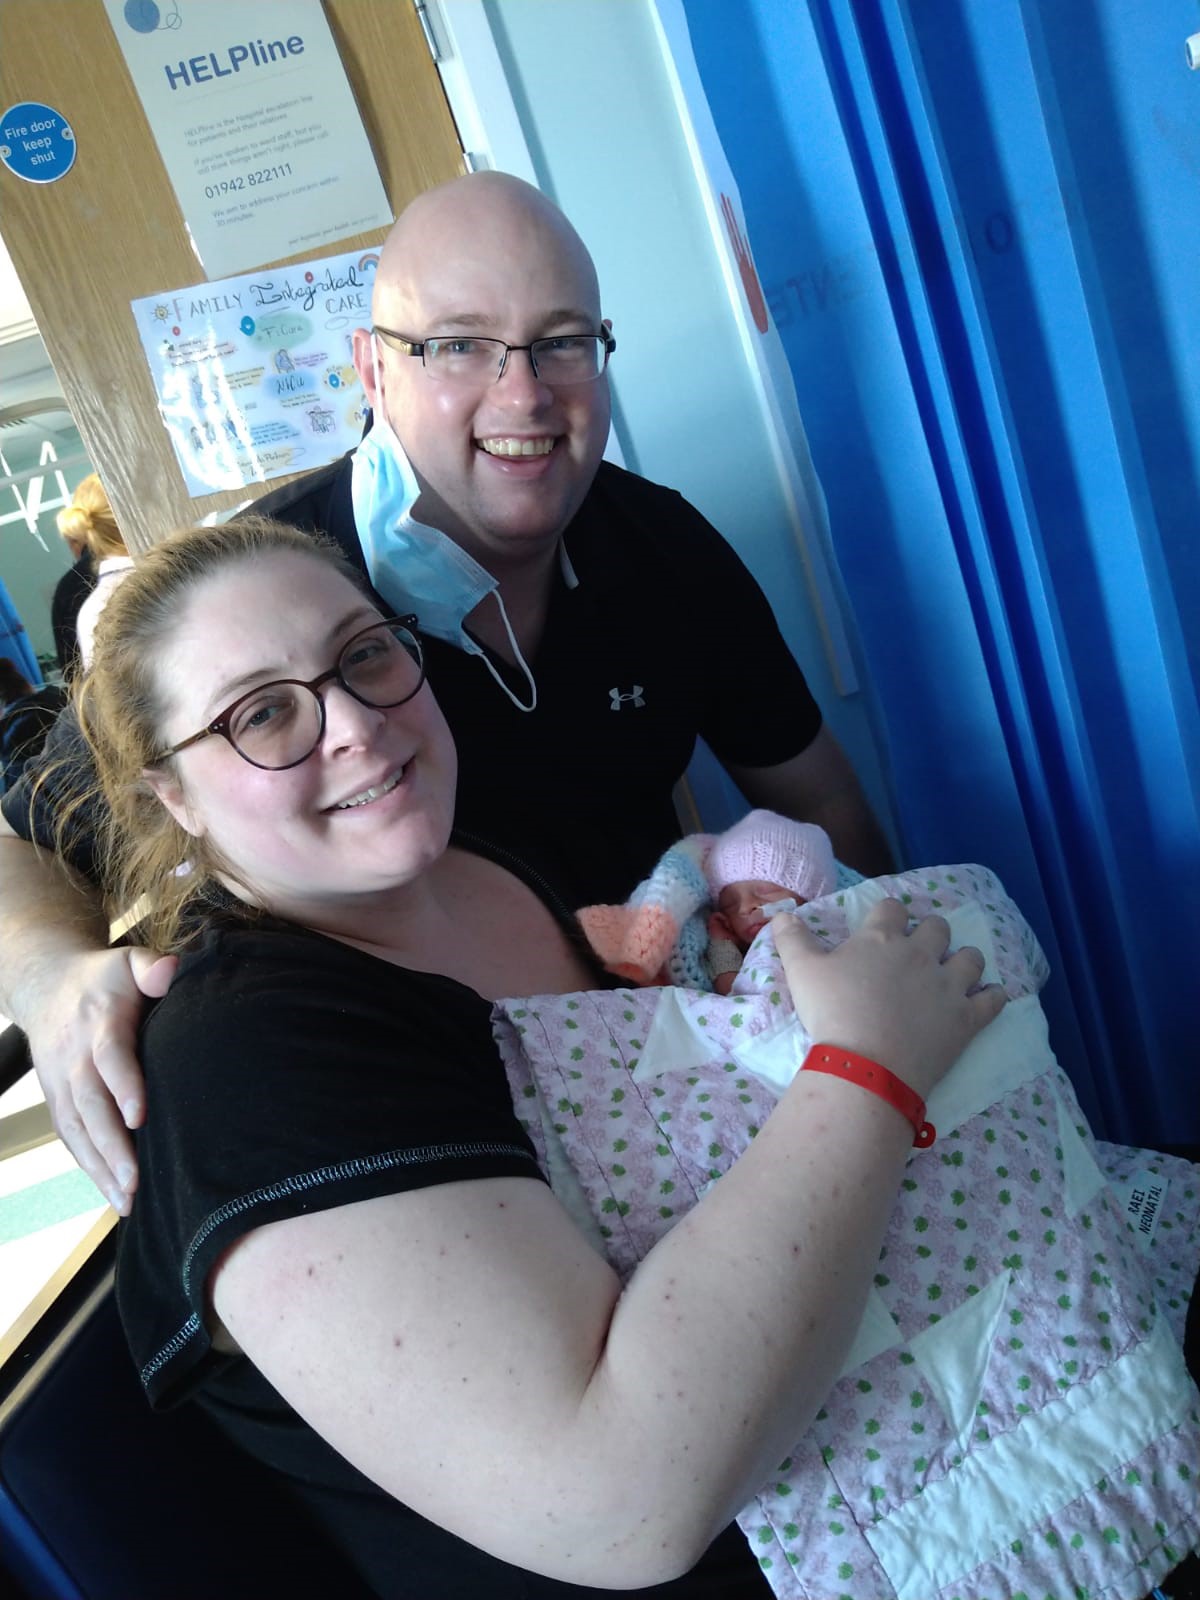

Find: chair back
<box><xmin>0</xmin><ymin>1230</ymin><xmax>372</xmax><ymax>1599</ymax></box>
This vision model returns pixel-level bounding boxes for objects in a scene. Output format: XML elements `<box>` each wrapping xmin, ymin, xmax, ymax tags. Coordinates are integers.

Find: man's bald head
<box><xmin>372</xmin><ymin>172</ymin><xmax>601</xmax><ymax>330</ymax></box>
<box><xmin>352</xmin><ymin>172</ymin><xmax>613</xmax><ymax>575</ymax></box>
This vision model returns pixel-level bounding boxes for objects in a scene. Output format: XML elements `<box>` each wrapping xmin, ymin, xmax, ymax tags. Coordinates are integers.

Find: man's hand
<box><xmin>31</xmin><ymin>947</ymin><xmax>177</xmax><ymax>1214</ymax></box>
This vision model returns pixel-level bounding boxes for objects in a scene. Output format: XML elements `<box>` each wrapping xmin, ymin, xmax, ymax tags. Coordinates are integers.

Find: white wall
<box><xmin>0</xmin><ymin>233</ymin><xmax>35</xmax><ymax>344</ymax></box>
<box><xmin>482</xmin><ymin>0</ymin><xmax>897</xmax><ymax>841</ymax></box>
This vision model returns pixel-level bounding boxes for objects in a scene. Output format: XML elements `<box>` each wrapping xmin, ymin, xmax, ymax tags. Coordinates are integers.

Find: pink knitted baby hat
<box><xmin>704</xmin><ymin>809</ymin><xmax>836</xmax><ymax>901</ymax></box>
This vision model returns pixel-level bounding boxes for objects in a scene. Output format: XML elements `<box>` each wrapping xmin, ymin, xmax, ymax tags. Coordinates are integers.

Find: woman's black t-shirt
<box><xmin>117</xmin><ymin>877</ymin><xmax>771</xmax><ymax>1599</ymax></box>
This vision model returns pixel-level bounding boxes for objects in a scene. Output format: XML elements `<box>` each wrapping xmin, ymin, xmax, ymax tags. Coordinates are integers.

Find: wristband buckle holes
<box><xmin>802</xmin><ymin>1045</ymin><xmax>936</xmax><ymax>1150</ymax></box>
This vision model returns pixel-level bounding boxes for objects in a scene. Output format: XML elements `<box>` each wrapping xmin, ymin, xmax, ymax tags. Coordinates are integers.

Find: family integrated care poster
<box><xmin>131</xmin><ymin>247</ymin><xmax>377</xmax><ymax>495</ymax></box>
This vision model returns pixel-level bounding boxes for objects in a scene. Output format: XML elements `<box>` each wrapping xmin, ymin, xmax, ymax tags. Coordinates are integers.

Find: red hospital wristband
<box><xmin>801</xmin><ymin>1044</ymin><xmax>936</xmax><ymax>1148</ymax></box>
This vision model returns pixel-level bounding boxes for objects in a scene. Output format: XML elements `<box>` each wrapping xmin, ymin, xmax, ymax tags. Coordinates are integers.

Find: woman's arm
<box><xmin>212</xmin><ymin>904</ymin><xmax>1001</xmax><ymax>1588</ymax></box>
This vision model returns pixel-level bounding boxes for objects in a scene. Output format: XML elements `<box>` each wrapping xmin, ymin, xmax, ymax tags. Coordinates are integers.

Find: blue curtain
<box><xmin>0</xmin><ymin>576</ymin><xmax>42</xmax><ymax>685</ymax></box>
<box><xmin>683</xmin><ymin>0</ymin><xmax>1200</xmax><ymax>1145</ymax></box>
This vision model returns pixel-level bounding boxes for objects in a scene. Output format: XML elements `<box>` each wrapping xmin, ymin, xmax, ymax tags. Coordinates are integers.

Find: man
<box><xmin>0</xmin><ymin>172</ymin><xmax>891</xmax><ymax>1213</ymax></box>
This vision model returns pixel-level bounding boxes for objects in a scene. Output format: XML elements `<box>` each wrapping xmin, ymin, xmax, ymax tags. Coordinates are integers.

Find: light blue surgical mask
<box><xmin>350</xmin><ymin>341</ymin><xmax>536</xmax><ymax>711</ymax></box>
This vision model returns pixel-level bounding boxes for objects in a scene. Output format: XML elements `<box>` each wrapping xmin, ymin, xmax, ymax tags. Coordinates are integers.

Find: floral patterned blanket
<box><xmin>493</xmin><ymin>865</ymin><xmax>1200</xmax><ymax>1600</ymax></box>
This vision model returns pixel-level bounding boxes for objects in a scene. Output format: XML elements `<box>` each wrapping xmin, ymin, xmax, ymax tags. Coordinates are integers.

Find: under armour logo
<box><xmin>609</xmin><ymin>685</ymin><xmax>646</xmax><ymax>710</ymax></box>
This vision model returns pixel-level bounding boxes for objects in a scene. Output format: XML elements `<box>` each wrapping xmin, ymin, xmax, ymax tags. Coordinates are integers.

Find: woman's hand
<box><xmin>773</xmin><ymin>899</ymin><xmax>1005</xmax><ymax>1101</ymax></box>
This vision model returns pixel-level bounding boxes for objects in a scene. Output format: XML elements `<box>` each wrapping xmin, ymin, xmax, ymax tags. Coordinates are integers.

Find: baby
<box><xmin>703</xmin><ymin>809</ymin><xmax>836</xmax><ymax>993</ymax></box>
<box><xmin>578</xmin><ymin>808</ymin><xmax>836</xmax><ymax>993</ymax></box>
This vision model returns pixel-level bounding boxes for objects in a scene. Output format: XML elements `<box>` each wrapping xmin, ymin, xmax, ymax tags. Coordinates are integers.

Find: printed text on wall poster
<box><xmin>103</xmin><ymin>0</ymin><xmax>391</xmax><ymax>279</ymax></box>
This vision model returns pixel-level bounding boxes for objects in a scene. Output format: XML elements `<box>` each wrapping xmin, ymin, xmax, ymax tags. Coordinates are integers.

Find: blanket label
<box><xmin>1111</xmin><ymin>1168</ymin><xmax>1169</xmax><ymax>1252</ymax></box>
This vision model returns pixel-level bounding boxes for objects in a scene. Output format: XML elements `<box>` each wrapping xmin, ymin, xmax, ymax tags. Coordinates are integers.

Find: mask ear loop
<box><xmin>369</xmin><ymin>332</ymin><xmax>391</xmax><ymax>433</ymax></box>
<box><xmin>475</xmin><ymin>590</ymin><xmax>538</xmax><ymax>713</ymax></box>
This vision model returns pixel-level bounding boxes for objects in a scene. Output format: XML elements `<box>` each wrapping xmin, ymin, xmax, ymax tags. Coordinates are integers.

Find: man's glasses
<box><xmin>156</xmin><ymin>617</ymin><xmax>425</xmax><ymax>771</ymax></box>
<box><xmin>373</xmin><ymin>327</ymin><xmax>615</xmax><ymax>386</ymax></box>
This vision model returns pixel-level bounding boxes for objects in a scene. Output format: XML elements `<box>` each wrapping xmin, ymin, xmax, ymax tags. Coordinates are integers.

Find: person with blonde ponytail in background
<box><xmin>59</xmin><ymin>473</ymin><xmax>134</xmax><ymax>671</ymax></box>
<box><xmin>50</xmin><ymin>485</ymin><xmax>98</xmax><ymax>681</ymax></box>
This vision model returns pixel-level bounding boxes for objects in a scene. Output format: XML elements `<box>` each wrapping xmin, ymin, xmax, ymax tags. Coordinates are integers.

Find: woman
<box><xmin>58</xmin><ymin>471</ymin><xmax>134</xmax><ymax>670</ymax></box>
<box><xmin>76</xmin><ymin>517</ymin><xmax>1001</xmax><ymax>1597</ymax></box>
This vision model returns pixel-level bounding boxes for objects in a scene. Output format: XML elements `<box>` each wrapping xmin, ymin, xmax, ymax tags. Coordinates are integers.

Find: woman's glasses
<box><xmin>156</xmin><ymin>616</ymin><xmax>425</xmax><ymax>771</ymax></box>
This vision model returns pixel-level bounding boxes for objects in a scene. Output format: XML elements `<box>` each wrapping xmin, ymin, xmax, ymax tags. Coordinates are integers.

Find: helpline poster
<box><xmin>103</xmin><ymin>0</ymin><xmax>392</xmax><ymax>278</ymax></box>
<box><xmin>132</xmin><ymin>246</ymin><xmax>376</xmax><ymax>496</ymax></box>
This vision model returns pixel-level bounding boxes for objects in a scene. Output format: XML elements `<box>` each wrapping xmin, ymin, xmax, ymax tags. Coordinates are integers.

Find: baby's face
<box><xmin>716</xmin><ymin>879</ymin><xmax>798</xmax><ymax>948</ymax></box>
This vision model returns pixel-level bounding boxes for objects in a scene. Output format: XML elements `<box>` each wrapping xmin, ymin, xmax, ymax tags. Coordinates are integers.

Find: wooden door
<box><xmin>0</xmin><ymin>0</ymin><xmax>464</xmax><ymax>551</ymax></box>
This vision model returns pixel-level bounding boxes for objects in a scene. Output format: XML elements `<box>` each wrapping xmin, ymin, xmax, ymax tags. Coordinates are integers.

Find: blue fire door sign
<box><xmin>0</xmin><ymin>103</ymin><xmax>77</xmax><ymax>184</ymax></box>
